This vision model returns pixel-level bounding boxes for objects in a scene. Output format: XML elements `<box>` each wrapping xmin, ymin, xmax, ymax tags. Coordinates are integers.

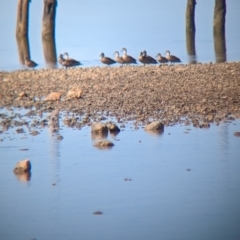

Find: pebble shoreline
<box><xmin>0</xmin><ymin>62</ymin><xmax>240</xmax><ymax>132</ymax></box>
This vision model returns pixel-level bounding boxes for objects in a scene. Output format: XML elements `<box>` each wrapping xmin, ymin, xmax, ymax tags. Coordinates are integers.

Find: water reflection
<box><xmin>186</xmin><ymin>31</ymin><xmax>197</xmax><ymax>64</ymax></box>
<box><xmin>91</xmin><ymin>131</ymin><xmax>108</xmax><ymax>141</ymax></box>
<box><xmin>109</xmin><ymin>130</ymin><xmax>120</xmax><ymax>138</ymax></box>
<box><xmin>145</xmin><ymin>129</ymin><xmax>164</xmax><ymax>137</ymax></box>
<box><xmin>218</xmin><ymin>122</ymin><xmax>229</xmax><ymax>161</ymax></box>
<box><xmin>48</xmin><ymin>130</ymin><xmax>61</xmax><ymax>185</ymax></box>
<box><xmin>14</xmin><ymin>171</ymin><xmax>31</xmax><ymax>182</ymax></box>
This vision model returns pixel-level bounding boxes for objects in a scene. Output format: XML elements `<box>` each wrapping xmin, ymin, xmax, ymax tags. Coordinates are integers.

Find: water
<box><xmin>1</xmin><ymin>1</ymin><xmax>240</xmax><ymax>239</ymax></box>
<box><xmin>0</xmin><ymin>112</ymin><xmax>240</xmax><ymax>240</ymax></box>
<box><xmin>0</xmin><ymin>0</ymin><xmax>240</xmax><ymax>70</ymax></box>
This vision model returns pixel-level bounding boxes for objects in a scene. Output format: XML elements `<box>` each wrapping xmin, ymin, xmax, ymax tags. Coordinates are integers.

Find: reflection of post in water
<box><xmin>213</xmin><ymin>0</ymin><xmax>226</xmax><ymax>63</ymax></box>
<box><xmin>42</xmin><ymin>0</ymin><xmax>57</xmax><ymax>68</ymax></box>
<box><xmin>16</xmin><ymin>0</ymin><xmax>30</xmax><ymax>64</ymax></box>
<box><xmin>186</xmin><ymin>0</ymin><xmax>197</xmax><ymax>64</ymax></box>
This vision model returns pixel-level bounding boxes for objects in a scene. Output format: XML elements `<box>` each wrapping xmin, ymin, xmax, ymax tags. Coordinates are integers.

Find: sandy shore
<box><xmin>0</xmin><ymin>62</ymin><xmax>240</xmax><ymax>130</ymax></box>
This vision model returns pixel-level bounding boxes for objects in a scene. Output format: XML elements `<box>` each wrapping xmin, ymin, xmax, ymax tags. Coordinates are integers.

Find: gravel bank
<box><xmin>0</xmin><ymin>62</ymin><xmax>240</xmax><ymax>130</ymax></box>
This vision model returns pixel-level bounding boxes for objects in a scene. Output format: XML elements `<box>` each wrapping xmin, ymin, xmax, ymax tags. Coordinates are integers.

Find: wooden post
<box><xmin>213</xmin><ymin>0</ymin><xmax>226</xmax><ymax>34</ymax></box>
<box><xmin>213</xmin><ymin>0</ymin><xmax>226</xmax><ymax>62</ymax></box>
<box><xmin>186</xmin><ymin>0</ymin><xmax>197</xmax><ymax>64</ymax></box>
<box><xmin>16</xmin><ymin>0</ymin><xmax>30</xmax><ymax>64</ymax></box>
<box><xmin>42</xmin><ymin>0</ymin><xmax>57</xmax><ymax>68</ymax></box>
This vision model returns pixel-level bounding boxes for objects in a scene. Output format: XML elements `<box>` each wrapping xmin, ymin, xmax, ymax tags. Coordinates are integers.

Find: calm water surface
<box><xmin>0</xmin><ymin>110</ymin><xmax>240</xmax><ymax>240</ymax></box>
<box><xmin>0</xmin><ymin>0</ymin><xmax>240</xmax><ymax>70</ymax></box>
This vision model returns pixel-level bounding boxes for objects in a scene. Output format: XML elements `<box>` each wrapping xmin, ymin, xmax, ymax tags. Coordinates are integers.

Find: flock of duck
<box><xmin>24</xmin><ymin>48</ymin><xmax>181</xmax><ymax>68</ymax></box>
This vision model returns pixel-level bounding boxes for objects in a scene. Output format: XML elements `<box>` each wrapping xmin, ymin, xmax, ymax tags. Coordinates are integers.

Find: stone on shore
<box><xmin>91</xmin><ymin>122</ymin><xmax>108</xmax><ymax>134</ymax></box>
<box><xmin>234</xmin><ymin>132</ymin><xmax>240</xmax><ymax>137</ymax></box>
<box><xmin>66</xmin><ymin>88</ymin><xmax>82</xmax><ymax>99</ymax></box>
<box><xmin>45</xmin><ymin>92</ymin><xmax>62</xmax><ymax>101</ymax></box>
<box><xmin>13</xmin><ymin>159</ymin><xmax>31</xmax><ymax>174</ymax></box>
<box><xmin>31</xmin><ymin>130</ymin><xmax>40</xmax><ymax>136</ymax></box>
<box><xmin>106</xmin><ymin>121</ymin><xmax>120</xmax><ymax>132</ymax></box>
<box><xmin>18</xmin><ymin>92</ymin><xmax>28</xmax><ymax>98</ymax></box>
<box><xmin>145</xmin><ymin>121</ymin><xmax>164</xmax><ymax>131</ymax></box>
<box><xmin>94</xmin><ymin>140</ymin><xmax>114</xmax><ymax>148</ymax></box>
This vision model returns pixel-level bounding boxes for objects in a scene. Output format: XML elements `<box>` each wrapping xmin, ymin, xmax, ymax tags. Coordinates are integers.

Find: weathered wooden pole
<box><xmin>42</xmin><ymin>0</ymin><xmax>57</xmax><ymax>68</ymax></box>
<box><xmin>213</xmin><ymin>0</ymin><xmax>226</xmax><ymax>62</ymax></box>
<box><xmin>16</xmin><ymin>0</ymin><xmax>30</xmax><ymax>64</ymax></box>
<box><xmin>186</xmin><ymin>0</ymin><xmax>197</xmax><ymax>64</ymax></box>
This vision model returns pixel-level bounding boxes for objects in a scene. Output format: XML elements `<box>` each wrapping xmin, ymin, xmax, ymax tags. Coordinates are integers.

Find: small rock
<box><xmin>94</xmin><ymin>140</ymin><xmax>114</xmax><ymax>148</ymax></box>
<box><xmin>124</xmin><ymin>178</ymin><xmax>132</xmax><ymax>181</ymax></box>
<box><xmin>16</xmin><ymin>128</ymin><xmax>24</xmax><ymax>134</ymax></box>
<box><xmin>66</xmin><ymin>88</ymin><xmax>82</xmax><ymax>99</ymax></box>
<box><xmin>93</xmin><ymin>211</ymin><xmax>103</xmax><ymax>215</ymax></box>
<box><xmin>91</xmin><ymin>122</ymin><xmax>108</xmax><ymax>134</ymax></box>
<box><xmin>106</xmin><ymin>121</ymin><xmax>120</xmax><ymax>133</ymax></box>
<box><xmin>57</xmin><ymin>135</ymin><xmax>63</xmax><ymax>140</ymax></box>
<box><xmin>206</xmin><ymin>114</ymin><xmax>214</xmax><ymax>122</ymax></box>
<box><xmin>145</xmin><ymin>121</ymin><xmax>164</xmax><ymax>131</ymax></box>
<box><xmin>45</xmin><ymin>92</ymin><xmax>62</xmax><ymax>101</ymax></box>
<box><xmin>31</xmin><ymin>130</ymin><xmax>40</xmax><ymax>136</ymax></box>
<box><xmin>200</xmin><ymin>122</ymin><xmax>210</xmax><ymax>128</ymax></box>
<box><xmin>13</xmin><ymin>159</ymin><xmax>31</xmax><ymax>174</ymax></box>
<box><xmin>234</xmin><ymin>132</ymin><xmax>240</xmax><ymax>137</ymax></box>
<box><xmin>18</xmin><ymin>92</ymin><xmax>28</xmax><ymax>98</ymax></box>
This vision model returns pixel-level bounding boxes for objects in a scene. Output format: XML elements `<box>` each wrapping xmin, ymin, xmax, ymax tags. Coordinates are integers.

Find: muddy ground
<box><xmin>0</xmin><ymin>62</ymin><xmax>240</xmax><ymax>132</ymax></box>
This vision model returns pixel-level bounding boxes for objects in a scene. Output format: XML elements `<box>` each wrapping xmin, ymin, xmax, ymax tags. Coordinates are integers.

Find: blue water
<box><xmin>0</xmin><ymin>0</ymin><xmax>240</xmax><ymax>70</ymax></box>
<box><xmin>0</xmin><ymin>110</ymin><xmax>240</xmax><ymax>240</ymax></box>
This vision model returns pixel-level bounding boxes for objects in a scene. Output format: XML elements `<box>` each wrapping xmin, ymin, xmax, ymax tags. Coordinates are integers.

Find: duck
<box><xmin>143</xmin><ymin>50</ymin><xmax>157</xmax><ymax>64</ymax></box>
<box><xmin>114</xmin><ymin>51</ymin><xmax>125</xmax><ymax>66</ymax></box>
<box><xmin>58</xmin><ymin>53</ymin><xmax>65</xmax><ymax>65</ymax></box>
<box><xmin>58</xmin><ymin>54</ymin><xmax>74</xmax><ymax>68</ymax></box>
<box><xmin>121</xmin><ymin>48</ymin><xmax>137</xmax><ymax>65</ymax></box>
<box><xmin>138</xmin><ymin>52</ymin><xmax>151</xmax><ymax>65</ymax></box>
<box><xmin>156</xmin><ymin>53</ymin><xmax>169</xmax><ymax>65</ymax></box>
<box><xmin>100</xmin><ymin>53</ymin><xmax>116</xmax><ymax>66</ymax></box>
<box><xmin>165</xmin><ymin>50</ymin><xmax>181</xmax><ymax>64</ymax></box>
<box><xmin>25</xmin><ymin>57</ymin><xmax>37</xmax><ymax>68</ymax></box>
<box><xmin>63</xmin><ymin>52</ymin><xmax>81</xmax><ymax>67</ymax></box>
